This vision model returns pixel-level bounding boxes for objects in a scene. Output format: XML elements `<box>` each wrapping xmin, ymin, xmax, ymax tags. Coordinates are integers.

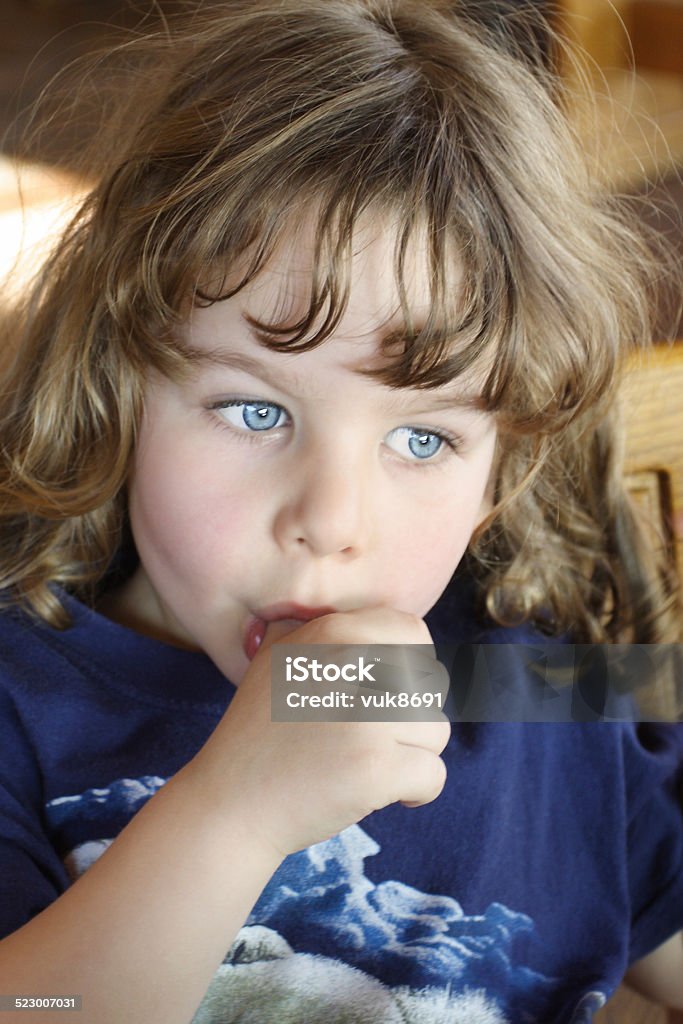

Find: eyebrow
<box><xmin>186</xmin><ymin>345</ymin><xmax>299</xmax><ymax>388</ymax></box>
<box><xmin>183</xmin><ymin>333</ymin><xmax>486</xmax><ymax>413</ymax></box>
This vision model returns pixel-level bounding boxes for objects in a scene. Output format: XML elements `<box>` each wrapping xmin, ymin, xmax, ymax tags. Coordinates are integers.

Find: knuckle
<box><xmin>428</xmin><ymin>755</ymin><xmax>448</xmax><ymax>800</ymax></box>
<box><xmin>435</xmin><ymin>718</ymin><xmax>452</xmax><ymax>751</ymax></box>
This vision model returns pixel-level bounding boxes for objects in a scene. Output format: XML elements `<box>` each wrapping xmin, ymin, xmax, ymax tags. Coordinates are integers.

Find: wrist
<box><xmin>171</xmin><ymin>755</ymin><xmax>287</xmax><ymax>872</ymax></box>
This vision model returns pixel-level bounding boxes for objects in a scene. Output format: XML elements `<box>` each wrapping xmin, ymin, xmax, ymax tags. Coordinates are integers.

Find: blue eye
<box><xmin>242</xmin><ymin>403</ymin><xmax>283</xmax><ymax>431</ymax></box>
<box><xmin>385</xmin><ymin>426</ymin><xmax>449</xmax><ymax>461</ymax></box>
<box><xmin>408</xmin><ymin>431</ymin><xmax>442</xmax><ymax>459</ymax></box>
<box><xmin>213</xmin><ymin>400</ymin><xmax>288</xmax><ymax>432</ymax></box>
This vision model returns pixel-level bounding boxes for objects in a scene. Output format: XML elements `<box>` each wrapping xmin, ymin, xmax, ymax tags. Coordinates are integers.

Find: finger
<box><xmin>320</xmin><ymin>606</ymin><xmax>435</xmax><ymax>650</ymax></box>
<box><xmin>395</xmin><ymin>718</ymin><xmax>452</xmax><ymax>755</ymax></box>
<box><xmin>392</xmin><ymin>745</ymin><xmax>448</xmax><ymax>807</ymax></box>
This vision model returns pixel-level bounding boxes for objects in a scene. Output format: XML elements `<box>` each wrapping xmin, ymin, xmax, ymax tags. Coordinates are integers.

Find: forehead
<box><xmin>223</xmin><ymin>213</ymin><xmax>444</xmax><ymax>339</ymax></box>
<box><xmin>183</xmin><ymin>218</ymin><xmax>488</xmax><ymax>409</ymax></box>
<box><xmin>183</xmin><ymin>207</ymin><xmax>491</xmax><ymax>399</ymax></box>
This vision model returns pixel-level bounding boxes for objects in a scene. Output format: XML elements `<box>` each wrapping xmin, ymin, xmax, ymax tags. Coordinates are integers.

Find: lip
<box><xmin>243</xmin><ymin>603</ymin><xmax>337</xmax><ymax>661</ymax></box>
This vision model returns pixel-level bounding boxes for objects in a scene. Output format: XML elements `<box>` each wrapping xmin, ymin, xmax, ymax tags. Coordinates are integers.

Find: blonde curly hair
<box><xmin>0</xmin><ymin>0</ymin><xmax>679</xmax><ymax>643</ymax></box>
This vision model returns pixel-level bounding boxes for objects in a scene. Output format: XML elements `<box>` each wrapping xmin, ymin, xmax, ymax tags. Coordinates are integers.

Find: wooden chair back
<box><xmin>623</xmin><ymin>343</ymin><xmax>683</xmax><ymax>589</ymax></box>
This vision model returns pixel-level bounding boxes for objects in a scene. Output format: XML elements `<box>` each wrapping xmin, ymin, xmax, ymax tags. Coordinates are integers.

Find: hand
<box><xmin>186</xmin><ymin>608</ymin><xmax>451</xmax><ymax>859</ymax></box>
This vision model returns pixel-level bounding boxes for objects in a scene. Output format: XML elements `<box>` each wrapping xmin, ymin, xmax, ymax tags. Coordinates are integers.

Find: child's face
<box><xmin>121</xmin><ymin>220</ymin><xmax>497</xmax><ymax>682</ymax></box>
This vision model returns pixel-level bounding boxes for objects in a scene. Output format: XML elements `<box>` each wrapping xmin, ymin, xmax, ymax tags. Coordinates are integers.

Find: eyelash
<box><xmin>207</xmin><ymin>398</ymin><xmax>463</xmax><ymax>464</ymax></box>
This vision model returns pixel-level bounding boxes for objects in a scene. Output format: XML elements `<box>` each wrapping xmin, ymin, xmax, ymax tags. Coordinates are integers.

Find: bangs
<box><xmin>190</xmin><ymin>190</ymin><xmax>513</xmax><ymax>405</ymax></box>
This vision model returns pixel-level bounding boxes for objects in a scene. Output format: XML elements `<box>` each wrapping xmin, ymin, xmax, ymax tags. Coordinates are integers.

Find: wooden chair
<box><xmin>623</xmin><ymin>343</ymin><xmax>683</xmax><ymax>592</ymax></box>
<box><xmin>629</xmin><ymin>0</ymin><xmax>683</xmax><ymax>77</ymax></box>
<box><xmin>595</xmin><ymin>341</ymin><xmax>683</xmax><ymax>1024</ymax></box>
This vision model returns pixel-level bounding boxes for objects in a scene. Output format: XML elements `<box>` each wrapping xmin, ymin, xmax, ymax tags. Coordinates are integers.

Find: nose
<box><xmin>273</xmin><ymin>445</ymin><xmax>371</xmax><ymax>558</ymax></box>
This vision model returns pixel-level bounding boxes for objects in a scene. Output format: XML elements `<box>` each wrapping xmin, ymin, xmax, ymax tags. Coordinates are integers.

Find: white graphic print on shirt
<box><xmin>46</xmin><ymin>777</ymin><xmax>608</xmax><ymax>1023</ymax></box>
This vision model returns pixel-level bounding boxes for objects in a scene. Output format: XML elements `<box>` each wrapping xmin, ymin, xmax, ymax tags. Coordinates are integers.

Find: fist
<box><xmin>189</xmin><ymin>608</ymin><xmax>451</xmax><ymax>858</ymax></box>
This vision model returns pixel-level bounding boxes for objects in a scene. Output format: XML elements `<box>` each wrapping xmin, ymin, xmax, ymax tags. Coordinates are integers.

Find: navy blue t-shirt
<box><xmin>0</xmin><ymin>582</ymin><xmax>682</xmax><ymax>1023</ymax></box>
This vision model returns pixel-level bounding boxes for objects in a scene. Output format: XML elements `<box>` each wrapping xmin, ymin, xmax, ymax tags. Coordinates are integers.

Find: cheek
<box><xmin>384</xmin><ymin>435</ymin><xmax>497</xmax><ymax>613</ymax></box>
<box><xmin>128</xmin><ymin>436</ymin><xmax>255</xmax><ymax>578</ymax></box>
<box><xmin>420</xmin><ymin>521</ymin><xmax>471</xmax><ymax>587</ymax></box>
<box><xmin>383</xmin><ymin>495</ymin><xmax>481</xmax><ymax>615</ymax></box>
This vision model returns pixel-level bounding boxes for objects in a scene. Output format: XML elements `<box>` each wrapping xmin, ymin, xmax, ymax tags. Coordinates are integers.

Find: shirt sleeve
<box><xmin>625</xmin><ymin>722</ymin><xmax>683</xmax><ymax>963</ymax></box>
<box><xmin>0</xmin><ymin>682</ymin><xmax>71</xmax><ymax>939</ymax></box>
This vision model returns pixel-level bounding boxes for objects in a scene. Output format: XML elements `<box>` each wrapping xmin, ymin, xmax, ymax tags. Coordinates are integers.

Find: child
<box><xmin>0</xmin><ymin>1</ymin><xmax>681</xmax><ymax>1021</ymax></box>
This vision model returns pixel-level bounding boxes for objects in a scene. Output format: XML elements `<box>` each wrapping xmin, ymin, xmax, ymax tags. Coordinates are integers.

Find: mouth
<box><xmin>243</xmin><ymin>603</ymin><xmax>336</xmax><ymax>661</ymax></box>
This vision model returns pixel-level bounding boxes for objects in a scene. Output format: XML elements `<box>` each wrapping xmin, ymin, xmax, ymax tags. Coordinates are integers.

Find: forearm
<box><xmin>0</xmin><ymin>766</ymin><xmax>282</xmax><ymax>1024</ymax></box>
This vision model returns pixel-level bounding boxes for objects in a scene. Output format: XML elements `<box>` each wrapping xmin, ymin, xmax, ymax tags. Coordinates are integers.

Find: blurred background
<box><xmin>0</xmin><ymin>0</ymin><xmax>681</xmax><ymax>320</ymax></box>
<box><xmin>0</xmin><ymin>0</ymin><xmax>680</xmax><ymax>328</ymax></box>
